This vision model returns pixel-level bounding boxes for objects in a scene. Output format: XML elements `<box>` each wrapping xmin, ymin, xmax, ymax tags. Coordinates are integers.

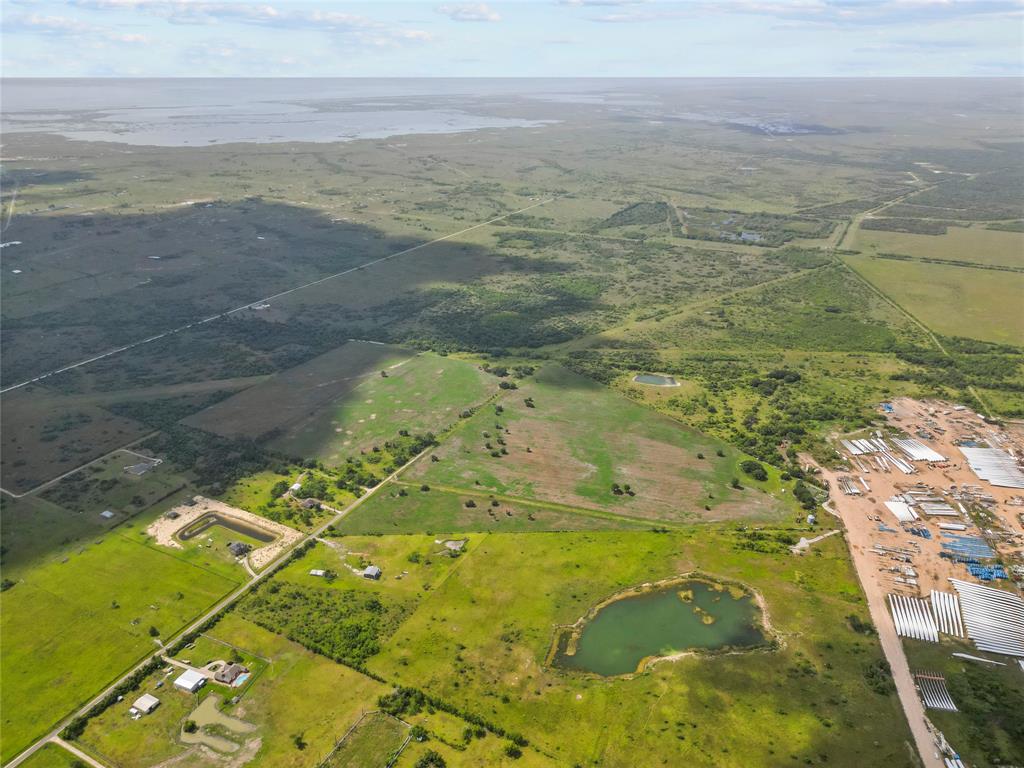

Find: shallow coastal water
<box><xmin>0</xmin><ymin>79</ymin><xmax>556</xmax><ymax>146</ymax></box>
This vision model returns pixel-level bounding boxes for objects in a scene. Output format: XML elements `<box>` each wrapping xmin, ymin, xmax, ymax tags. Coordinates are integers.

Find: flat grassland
<box><xmin>366</xmin><ymin>530</ymin><xmax>912</xmax><ymax>768</ymax></box>
<box><xmin>843</xmin><ymin>253</ymin><xmax>1024</xmax><ymax>344</ymax></box>
<box><xmin>182</xmin><ymin>340</ymin><xmax>411</xmax><ymax>442</ymax></box>
<box><xmin>269</xmin><ymin>352</ymin><xmax>494</xmax><ymax>462</ymax></box>
<box><xmin>0</xmin><ymin>529</ymin><xmax>242</xmax><ymax>762</ymax></box>
<box><xmin>335</xmin><ymin>483</ymin><xmax>654</xmax><ymax>534</ymax></box>
<box><xmin>324</xmin><ymin>712</ymin><xmax>408</xmax><ymax>768</ymax></box>
<box><xmin>14</xmin><ymin>744</ymin><xmax>83</xmax><ymax>768</ymax></box>
<box><xmin>409</xmin><ymin>366</ymin><xmax>789</xmax><ymax>524</ymax></box>
<box><xmin>849</xmin><ymin>222</ymin><xmax>1024</xmax><ymax>269</ymax></box>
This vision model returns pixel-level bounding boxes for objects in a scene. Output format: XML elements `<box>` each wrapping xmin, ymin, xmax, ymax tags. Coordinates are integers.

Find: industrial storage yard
<box><xmin>821</xmin><ymin>398</ymin><xmax>1024</xmax><ymax>766</ymax></box>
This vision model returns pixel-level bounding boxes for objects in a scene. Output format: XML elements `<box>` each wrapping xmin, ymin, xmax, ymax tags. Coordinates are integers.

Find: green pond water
<box><xmin>633</xmin><ymin>373</ymin><xmax>678</xmax><ymax>387</ymax></box>
<box><xmin>554</xmin><ymin>580</ymin><xmax>767</xmax><ymax>676</ymax></box>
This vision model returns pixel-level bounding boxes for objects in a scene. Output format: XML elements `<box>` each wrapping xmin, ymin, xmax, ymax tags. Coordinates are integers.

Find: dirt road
<box><xmin>822</xmin><ymin>479</ymin><xmax>944</xmax><ymax>768</ymax></box>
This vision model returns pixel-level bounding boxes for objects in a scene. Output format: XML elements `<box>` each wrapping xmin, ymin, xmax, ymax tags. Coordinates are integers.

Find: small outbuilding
<box><xmin>173</xmin><ymin>669</ymin><xmax>206</xmax><ymax>693</ymax></box>
<box><xmin>289</xmin><ymin>482</ymin><xmax>302</xmax><ymax>493</ymax></box>
<box><xmin>100</xmin><ymin>510</ymin><xmax>115</xmax><ymax>519</ymax></box>
<box><xmin>131</xmin><ymin>693</ymin><xmax>160</xmax><ymax>715</ymax></box>
<box><xmin>362</xmin><ymin>565</ymin><xmax>382</xmax><ymax>580</ymax></box>
<box><xmin>309</xmin><ymin>569</ymin><xmax>327</xmax><ymax>577</ymax></box>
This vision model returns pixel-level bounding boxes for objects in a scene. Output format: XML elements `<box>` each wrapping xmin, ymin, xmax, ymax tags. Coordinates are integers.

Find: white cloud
<box><xmin>436</xmin><ymin>3</ymin><xmax>502</xmax><ymax>22</ymax></box>
<box><xmin>583</xmin><ymin>0</ymin><xmax>1024</xmax><ymax>25</ymax></box>
<box><xmin>63</xmin><ymin>1</ymin><xmax>433</xmax><ymax>45</ymax></box>
<box><xmin>5</xmin><ymin>12</ymin><xmax>151</xmax><ymax>42</ymax></box>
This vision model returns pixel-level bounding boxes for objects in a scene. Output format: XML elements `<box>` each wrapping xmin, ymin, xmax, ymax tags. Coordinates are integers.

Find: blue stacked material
<box><xmin>940</xmin><ymin>533</ymin><xmax>995</xmax><ymax>560</ymax></box>
<box><xmin>908</xmin><ymin>527</ymin><xmax>933</xmax><ymax>540</ymax></box>
<box><xmin>967</xmin><ymin>564</ymin><xmax>1008</xmax><ymax>581</ymax></box>
<box><xmin>940</xmin><ymin>552</ymin><xmax>980</xmax><ymax>564</ymax></box>
<box><xmin>878</xmin><ymin>524</ymin><xmax>897</xmax><ymax>533</ymax></box>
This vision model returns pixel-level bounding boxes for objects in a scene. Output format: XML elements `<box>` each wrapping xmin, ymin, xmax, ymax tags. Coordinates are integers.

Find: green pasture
<box><xmin>183</xmin><ymin>341</ymin><xmax>414</xmax><ymax>443</ymax></box>
<box><xmin>843</xmin><ymin>253</ymin><xmax>1024</xmax><ymax>344</ymax></box>
<box><xmin>367</xmin><ymin>530</ymin><xmax>914</xmax><ymax>768</ymax></box>
<box><xmin>395</xmin><ymin>737</ymin><xmax>557</xmax><ymax>768</ymax></box>
<box><xmin>849</xmin><ymin>223</ymin><xmax>1024</xmax><ymax>269</ymax></box>
<box><xmin>271</xmin><ymin>352</ymin><xmax>494</xmax><ymax>463</ymax></box>
<box><xmin>324</xmin><ymin>712</ymin><xmax>408</xmax><ymax>768</ymax></box>
<box><xmin>335</xmin><ymin>482</ymin><xmax>654</xmax><ymax>535</ymax></box>
<box><xmin>15</xmin><ymin>744</ymin><xmax>85</xmax><ymax>768</ymax></box>
<box><xmin>271</xmin><ymin>536</ymin><xmax>465</xmax><ymax>601</ymax></box>
<box><xmin>0</xmin><ymin>530</ymin><xmax>241</xmax><ymax>762</ymax></box>
<box><xmin>77</xmin><ymin>614</ymin><xmax>390</xmax><ymax>768</ymax></box>
<box><xmin>409</xmin><ymin>365</ymin><xmax>790</xmax><ymax>524</ymax></box>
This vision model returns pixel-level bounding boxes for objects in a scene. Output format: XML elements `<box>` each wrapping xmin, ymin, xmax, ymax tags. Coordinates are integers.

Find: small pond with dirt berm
<box><xmin>632</xmin><ymin>373</ymin><xmax>679</xmax><ymax>387</ymax></box>
<box><xmin>551</xmin><ymin>577</ymin><xmax>770</xmax><ymax>677</ymax></box>
<box><xmin>176</xmin><ymin>513</ymin><xmax>276</xmax><ymax>544</ymax></box>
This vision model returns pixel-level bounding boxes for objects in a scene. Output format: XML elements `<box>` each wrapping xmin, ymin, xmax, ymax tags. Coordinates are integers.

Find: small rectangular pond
<box><xmin>552</xmin><ymin>578</ymin><xmax>769</xmax><ymax>677</ymax></box>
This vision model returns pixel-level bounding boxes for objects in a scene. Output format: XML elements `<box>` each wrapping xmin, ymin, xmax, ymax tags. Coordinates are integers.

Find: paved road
<box><xmin>3</xmin><ymin>451</ymin><xmax>427</xmax><ymax>768</ymax></box>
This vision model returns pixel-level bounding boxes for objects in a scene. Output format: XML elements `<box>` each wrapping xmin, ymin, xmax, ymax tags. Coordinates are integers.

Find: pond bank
<box><xmin>547</xmin><ymin>573</ymin><xmax>776</xmax><ymax>677</ymax></box>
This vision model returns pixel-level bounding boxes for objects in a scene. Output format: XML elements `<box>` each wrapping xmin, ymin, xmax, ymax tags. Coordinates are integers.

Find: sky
<box><xmin>2</xmin><ymin>0</ymin><xmax>1022</xmax><ymax>78</ymax></box>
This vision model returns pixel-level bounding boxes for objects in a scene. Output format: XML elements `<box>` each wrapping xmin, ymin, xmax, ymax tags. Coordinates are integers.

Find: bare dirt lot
<box><xmin>148</xmin><ymin>496</ymin><xmax>302</xmax><ymax>570</ymax></box>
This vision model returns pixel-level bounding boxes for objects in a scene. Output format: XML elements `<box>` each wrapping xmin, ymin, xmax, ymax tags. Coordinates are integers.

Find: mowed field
<box><xmin>269</xmin><ymin>352</ymin><xmax>494</xmax><ymax>463</ymax></box>
<box><xmin>0</xmin><ymin>528</ymin><xmax>242</xmax><ymax>762</ymax></box>
<box><xmin>409</xmin><ymin>366</ymin><xmax>790</xmax><ymax>524</ymax></box>
<box><xmin>849</xmin><ymin>223</ymin><xmax>1024</xmax><ymax>269</ymax></box>
<box><xmin>843</xmin><ymin>253</ymin><xmax>1024</xmax><ymax>344</ymax></box>
<box><xmin>363</xmin><ymin>530</ymin><xmax>913</xmax><ymax>768</ymax></box>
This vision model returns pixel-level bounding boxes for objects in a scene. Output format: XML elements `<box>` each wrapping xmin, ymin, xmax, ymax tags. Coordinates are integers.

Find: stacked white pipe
<box><xmin>888</xmin><ymin>594</ymin><xmax>939</xmax><ymax>642</ymax></box>
<box><xmin>930</xmin><ymin>591</ymin><xmax>965</xmax><ymax>638</ymax></box>
<box><xmin>950</xmin><ymin>579</ymin><xmax>1024</xmax><ymax>657</ymax></box>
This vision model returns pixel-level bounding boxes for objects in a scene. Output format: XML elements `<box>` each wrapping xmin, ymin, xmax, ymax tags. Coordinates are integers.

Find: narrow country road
<box><xmin>3</xmin><ymin>449</ymin><xmax>430</xmax><ymax>768</ymax></box>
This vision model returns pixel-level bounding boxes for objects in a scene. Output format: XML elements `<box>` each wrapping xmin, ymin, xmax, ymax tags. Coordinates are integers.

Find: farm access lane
<box><xmin>2</xmin><ymin>448</ymin><xmax>432</xmax><ymax>768</ymax></box>
<box><xmin>51</xmin><ymin>738</ymin><xmax>108</xmax><ymax>768</ymax></box>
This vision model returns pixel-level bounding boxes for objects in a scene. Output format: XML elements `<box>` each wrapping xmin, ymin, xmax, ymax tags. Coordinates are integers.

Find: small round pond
<box><xmin>552</xmin><ymin>579</ymin><xmax>768</xmax><ymax>677</ymax></box>
<box><xmin>632</xmin><ymin>373</ymin><xmax>679</xmax><ymax>387</ymax></box>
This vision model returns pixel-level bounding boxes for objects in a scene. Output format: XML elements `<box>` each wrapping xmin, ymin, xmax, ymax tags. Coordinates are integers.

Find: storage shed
<box><xmin>173</xmin><ymin>669</ymin><xmax>206</xmax><ymax>693</ymax></box>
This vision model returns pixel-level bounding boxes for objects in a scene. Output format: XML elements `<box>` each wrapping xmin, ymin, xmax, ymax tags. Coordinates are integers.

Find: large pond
<box><xmin>632</xmin><ymin>373</ymin><xmax>679</xmax><ymax>387</ymax></box>
<box><xmin>177</xmin><ymin>513</ymin><xmax>275</xmax><ymax>544</ymax></box>
<box><xmin>552</xmin><ymin>579</ymin><xmax>768</xmax><ymax>676</ymax></box>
